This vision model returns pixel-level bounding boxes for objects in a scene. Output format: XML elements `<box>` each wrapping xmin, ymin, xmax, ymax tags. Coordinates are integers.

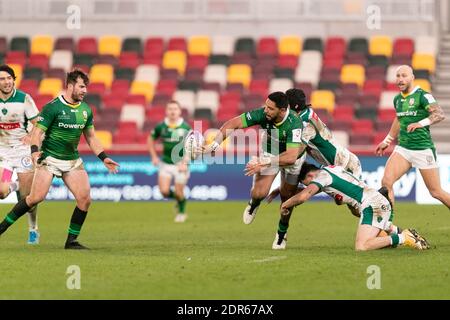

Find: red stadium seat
<box><xmin>33</xmin><ymin>94</ymin><xmax>53</xmax><ymax>110</ymax></box>
<box><xmin>103</xmin><ymin>94</ymin><xmax>126</xmax><ymax>110</ymax></box>
<box><xmin>167</xmin><ymin>37</ymin><xmax>187</xmax><ymax>52</ymax></box>
<box><xmin>28</xmin><ymin>54</ymin><xmax>49</xmax><ymax>72</ymax></box>
<box><xmin>119</xmin><ymin>52</ymin><xmax>140</xmax><ymax>69</ymax></box>
<box><xmin>187</xmin><ymin>55</ymin><xmax>208</xmax><ymax>70</ymax></box>
<box><xmin>88</xmin><ymin>82</ymin><xmax>107</xmax><ymax>95</ymax></box>
<box><xmin>77</xmin><ymin>37</ymin><xmax>97</xmax><ymax>55</ymax></box>
<box><xmin>146</xmin><ymin>106</ymin><xmax>166</xmax><ymax>122</ymax></box>
<box><xmin>393</xmin><ymin>38</ymin><xmax>414</xmax><ymax>57</ymax></box>
<box><xmin>144</xmin><ymin>37</ymin><xmax>164</xmax><ymax>57</ymax></box>
<box><xmin>156</xmin><ymin>79</ymin><xmax>177</xmax><ymax>95</ymax></box>
<box><xmin>257</xmin><ymin>37</ymin><xmax>278</xmax><ymax>56</ymax></box>
<box><xmin>378</xmin><ymin>109</ymin><xmax>396</xmax><ymax>121</ymax></box>
<box><xmin>278</xmin><ymin>55</ymin><xmax>298</xmax><ymax>69</ymax></box>
<box><xmin>6</xmin><ymin>51</ymin><xmax>27</xmax><ymax>66</ymax></box>
<box><xmin>352</xmin><ymin>119</ymin><xmax>373</xmax><ymax>133</ymax></box>
<box><xmin>111</xmin><ymin>79</ymin><xmax>131</xmax><ymax>95</ymax></box>
<box><xmin>18</xmin><ymin>79</ymin><xmax>39</xmax><ymax>96</ymax></box>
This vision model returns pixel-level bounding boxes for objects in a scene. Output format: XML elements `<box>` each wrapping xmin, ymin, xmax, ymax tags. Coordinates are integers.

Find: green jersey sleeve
<box><xmin>86</xmin><ymin>109</ymin><xmax>94</xmax><ymax>129</ymax></box>
<box><xmin>419</xmin><ymin>91</ymin><xmax>438</xmax><ymax>111</ymax></box>
<box><xmin>151</xmin><ymin>123</ymin><xmax>163</xmax><ymax>139</ymax></box>
<box><xmin>35</xmin><ymin>103</ymin><xmax>56</xmax><ymax>132</ymax></box>
<box><xmin>240</xmin><ymin>108</ymin><xmax>265</xmax><ymax>128</ymax></box>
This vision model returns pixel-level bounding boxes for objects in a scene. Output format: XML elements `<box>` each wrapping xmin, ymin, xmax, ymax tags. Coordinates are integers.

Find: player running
<box><xmin>0</xmin><ymin>69</ymin><xmax>119</xmax><ymax>249</ymax></box>
<box><xmin>376</xmin><ymin>65</ymin><xmax>449</xmax><ymax>208</ymax></box>
<box><xmin>0</xmin><ymin>64</ymin><xmax>40</xmax><ymax>244</ymax></box>
<box><xmin>148</xmin><ymin>100</ymin><xmax>192</xmax><ymax>223</ymax></box>
<box><xmin>281</xmin><ymin>162</ymin><xmax>430</xmax><ymax>251</ymax></box>
<box><xmin>202</xmin><ymin>92</ymin><xmax>306</xmax><ymax>248</ymax></box>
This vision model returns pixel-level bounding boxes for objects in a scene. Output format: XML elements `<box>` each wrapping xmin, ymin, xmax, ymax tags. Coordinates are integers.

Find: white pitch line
<box><xmin>252</xmin><ymin>256</ymin><xmax>287</xmax><ymax>263</ymax></box>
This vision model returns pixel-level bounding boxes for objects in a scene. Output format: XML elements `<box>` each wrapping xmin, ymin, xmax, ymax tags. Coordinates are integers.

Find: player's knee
<box><xmin>355</xmin><ymin>242</ymin><xmax>368</xmax><ymax>251</ymax></box>
<box><xmin>27</xmin><ymin>194</ymin><xmax>44</xmax><ymax>206</ymax></box>
<box><xmin>160</xmin><ymin>189</ymin><xmax>171</xmax><ymax>198</ymax></box>
<box><xmin>251</xmin><ymin>188</ymin><xmax>268</xmax><ymax>200</ymax></box>
<box><xmin>175</xmin><ymin>190</ymin><xmax>184</xmax><ymax>199</ymax></box>
<box><xmin>77</xmin><ymin>195</ymin><xmax>91</xmax><ymax>209</ymax></box>
<box><xmin>429</xmin><ymin>188</ymin><xmax>444</xmax><ymax>201</ymax></box>
<box><xmin>381</xmin><ymin>175</ymin><xmax>394</xmax><ymax>188</ymax></box>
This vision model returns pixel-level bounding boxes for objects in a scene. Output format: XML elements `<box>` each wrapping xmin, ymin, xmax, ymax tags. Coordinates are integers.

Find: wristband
<box><xmin>418</xmin><ymin>118</ymin><xmax>431</xmax><ymax>127</ymax></box>
<box><xmin>97</xmin><ymin>151</ymin><xmax>108</xmax><ymax>161</ymax></box>
<box><xmin>31</xmin><ymin>145</ymin><xmax>39</xmax><ymax>154</ymax></box>
<box><xmin>382</xmin><ymin>134</ymin><xmax>394</xmax><ymax>146</ymax></box>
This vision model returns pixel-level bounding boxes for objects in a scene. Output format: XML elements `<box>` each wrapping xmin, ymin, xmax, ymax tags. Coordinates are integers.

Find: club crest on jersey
<box><xmin>409</xmin><ymin>98</ymin><xmax>415</xmax><ymax>106</ymax></box>
<box><xmin>1</xmin><ymin>108</ymin><xmax>7</xmax><ymax>115</ymax></box>
<box><xmin>83</xmin><ymin>110</ymin><xmax>88</xmax><ymax>120</ymax></box>
<box><xmin>21</xmin><ymin>156</ymin><xmax>33</xmax><ymax>169</ymax></box>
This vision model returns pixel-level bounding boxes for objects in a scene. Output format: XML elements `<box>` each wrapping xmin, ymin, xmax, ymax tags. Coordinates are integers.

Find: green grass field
<box><xmin>0</xmin><ymin>201</ymin><xmax>449</xmax><ymax>299</ymax></box>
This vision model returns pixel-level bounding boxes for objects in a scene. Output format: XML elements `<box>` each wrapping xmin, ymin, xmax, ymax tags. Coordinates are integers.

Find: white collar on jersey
<box><xmin>58</xmin><ymin>95</ymin><xmax>81</xmax><ymax>107</ymax></box>
<box><xmin>275</xmin><ymin>107</ymin><xmax>290</xmax><ymax>126</ymax></box>
<box><xmin>164</xmin><ymin>117</ymin><xmax>183</xmax><ymax>127</ymax></box>
<box><xmin>401</xmin><ymin>85</ymin><xmax>420</xmax><ymax>97</ymax></box>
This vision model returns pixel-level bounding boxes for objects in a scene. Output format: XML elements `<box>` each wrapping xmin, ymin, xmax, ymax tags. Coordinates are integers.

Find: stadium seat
<box><xmin>348</xmin><ymin>37</ymin><xmax>368</xmax><ymax>54</ymax></box>
<box><xmin>386</xmin><ymin>65</ymin><xmax>400</xmax><ymax>83</ymax></box>
<box><xmin>31</xmin><ymin>35</ymin><xmax>54</xmax><ymax>56</ymax></box>
<box><xmin>393</xmin><ymin>38</ymin><xmax>414</xmax><ymax>57</ymax></box>
<box><xmin>168</xmin><ymin>37</ymin><xmax>187</xmax><ymax>52</ymax></box>
<box><xmin>162</xmin><ymin>50</ymin><xmax>187</xmax><ymax>75</ymax></box>
<box><xmin>378</xmin><ymin>109</ymin><xmax>396</xmax><ymax>121</ymax></box>
<box><xmin>28</xmin><ymin>54</ymin><xmax>49</xmax><ymax>72</ymax></box>
<box><xmin>340</xmin><ymin>64</ymin><xmax>365</xmax><ymax>87</ymax></box>
<box><xmin>120</xmin><ymin>104</ymin><xmax>146</xmax><ymax>129</ymax></box>
<box><xmin>414</xmin><ymin>69</ymin><xmax>430</xmax><ymax>80</ymax></box>
<box><xmin>269</xmin><ymin>78</ymin><xmax>293</xmax><ymax>93</ymax></box>
<box><xmin>209</xmin><ymin>54</ymin><xmax>230</xmax><ymax>66</ymax></box>
<box><xmin>412</xmin><ymin>53</ymin><xmax>435</xmax><ymax>73</ymax></box>
<box><xmin>188</xmin><ymin>36</ymin><xmax>211</xmax><ymax>56</ymax></box>
<box><xmin>135</xmin><ymin>64</ymin><xmax>159</xmax><ymax>84</ymax></box>
<box><xmin>303</xmin><ymin>37</ymin><xmax>323</xmax><ymax>52</ymax></box>
<box><xmin>414</xmin><ymin>79</ymin><xmax>431</xmax><ymax>92</ymax></box>
<box><xmin>249</xmin><ymin>79</ymin><xmax>268</xmax><ymax>97</ymax></box>
<box><xmin>119</xmin><ymin>52</ymin><xmax>140</xmax><ymax>69</ymax></box>
<box><xmin>130</xmin><ymin>81</ymin><xmax>154</xmax><ymax>103</ymax></box>
<box><xmin>10</xmin><ymin>37</ymin><xmax>30</xmax><ymax>55</ymax></box>
<box><xmin>99</xmin><ymin>35</ymin><xmax>121</xmax><ymax>57</ymax></box>
<box><xmin>193</xmin><ymin>108</ymin><xmax>214</xmax><ymax>121</ymax></box>
<box><xmin>122</xmin><ymin>37</ymin><xmax>142</xmax><ymax>54</ymax></box>
<box><xmin>211</xmin><ymin>36</ymin><xmax>235</xmax><ymax>55</ymax></box>
<box><xmin>369</xmin><ymin>35</ymin><xmax>392</xmax><ymax>57</ymax></box>
<box><xmin>144</xmin><ymin>37</ymin><xmax>164</xmax><ymax>58</ymax></box>
<box><xmin>257</xmin><ymin>37</ymin><xmax>278</xmax><ymax>56</ymax></box>
<box><xmin>6</xmin><ymin>51</ymin><xmax>27</xmax><ymax>66</ymax></box>
<box><xmin>39</xmin><ymin>78</ymin><xmax>63</xmax><ymax>97</ymax></box>
<box><xmin>278</xmin><ymin>55</ymin><xmax>298</xmax><ymax>69</ymax></box>
<box><xmin>350</xmin><ymin>133</ymin><xmax>374</xmax><ymax>146</ymax></box>
<box><xmin>18</xmin><ymin>79</ymin><xmax>39</xmax><ymax>96</ymax></box>
<box><xmin>325</xmin><ymin>37</ymin><xmax>346</xmax><ymax>55</ymax></box>
<box><xmin>84</xmin><ymin>93</ymin><xmax>102</xmax><ymax>110</ymax></box>
<box><xmin>23</xmin><ymin>67</ymin><xmax>43</xmax><ymax>82</ymax></box>
<box><xmin>311</xmin><ymin>90</ymin><xmax>335</xmax><ymax>113</ymax></box>
<box><xmin>54</xmin><ymin>37</ymin><xmax>74</xmax><ymax>51</ymax></box>
<box><xmin>379</xmin><ymin>91</ymin><xmax>397</xmax><ymax>109</ymax></box>
<box><xmin>415</xmin><ymin>36</ymin><xmax>437</xmax><ymax>56</ymax></box>
<box><xmin>95</xmin><ymin>130</ymin><xmax>113</xmax><ymax>149</ymax></box>
<box><xmin>188</xmin><ymin>55</ymin><xmax>208</xmax><ymax>70</ymax></box>
<box><xmin>352</xmin><ymin>119</ymin><xmax>373</xmax><ymax>133</ymax></box>
<box><xmin>0</xmin><ymin>37</ymin><xmax>7</xmax><ymax>55</ymax></box>
<box><xmin>295</xmin><ymin>51</ymin><xmax>322</xmax><ymax>86</ymax></box>
<box><xmin>185</xmin><ymin>68</ymin><xmax>204</xmax><ymax>83</ymax></box>
<box><xmin>235</xmin><ymin>37</ymin><xmax>255</xmax><ymax>54</ymax></box>
<box><xmin>159</xmin><ymin>68</ymin><xmax>179</xmax><ymax>81</ymax></box>
<box><xmin>33</xmin><ymin>94</ymin><xmax>53</xmax><ymax>110</ymax></box>
<box><xmin>73</xmin><ymin>53</ymin><xmax>94</xmax><ymax>67</ymax></box>
<box><xmin>195</xmin><ymin>90</ymin><xmax>220</xmax><ymax>114</ymax></box>
<box><xmin>279</xmin><ymin>35</ymin><xmax>302</xmax><ymax>56</ymax></box>
<box><xmin>90</xmin><ymin>64</ymin><xmax>114</xmax><ymax>88</ymax></box>
<box><xmin>88</xmin><ymin>82</ymin><xmax>107</xmax><ymax>96</ymax></box>
<box><xmin>77</xmin><ymin>37</ymin><xmax>98</xmax><ymax>55</ymax></box>
<box><xmin>178</xmin><ymin>80</ymin><xmax>200</xmax><ymax>92</ymax></box>
<box><xmin>227</xmin><ymin>64</ymin><xmax>252</xmax><ymax>88</ymax></box>
<box><xmin>114</xmin><ymin>67</ymin><xmax>135</xmax><ymax>82</ymax></box>
<box><xmin>173</xmin><ymin>90</ymin><xmax>196</xmax><ymax>115</ymax></box>
<box><xmin>49</xmin><ymin>50</ymin><xmax>73</xmax><ymax>72</ymax></box>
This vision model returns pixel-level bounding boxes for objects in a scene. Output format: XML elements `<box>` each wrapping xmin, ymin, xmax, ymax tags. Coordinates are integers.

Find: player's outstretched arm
<box><xmin>376</xmin><ymin>118</ymin><xmax>400</xmax><ymax>156</ymax></box>
<box><xmin>202</xmin><ymin>116</ymin><xmax>244</xmax><ymax>154</ymax></box>
<box><xmin>83</xmin><ymin>127</ymin><xmax>119</xmax><ymax>174</ymax></box>
<box><xmin>280</xmin><ymin>184</ymin><xmax>319</xmax><ymax>214</ymax></box>
<box><xmin>407</xmin><ymin>104</ymin><xmax>446</xmax><ymax>133</ymax></box>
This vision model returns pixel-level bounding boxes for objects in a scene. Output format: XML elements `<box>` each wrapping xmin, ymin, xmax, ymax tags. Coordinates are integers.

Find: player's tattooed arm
<box><xmin>428</xmin><ymin>104</ymin><xmax>446</xmax><ymax>125</ymax></box>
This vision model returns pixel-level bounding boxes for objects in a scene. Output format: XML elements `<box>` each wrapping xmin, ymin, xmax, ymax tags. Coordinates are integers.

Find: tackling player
<box><xmin>0</xmin><ymin>69</ymin><xmax>119</xmax><ymax>249</ymax></box>
<box><xmin>376</xmin><ymin>65</ymin><xmax>449</xmax><ymax>208</ymax></box>
<box><xmin>281</xmin><ymin>163</ymin><xmax>430</xmax><ymax>251</ymax></box>
<box><xmin>148</xmin><ymin>100</ymin><xmax>191</xmax><ymax>223</ymax></box>
<box><xmin>0</xmin><ymin>64</ymin><xmax>40</xmax><ymax>244</ymax></box>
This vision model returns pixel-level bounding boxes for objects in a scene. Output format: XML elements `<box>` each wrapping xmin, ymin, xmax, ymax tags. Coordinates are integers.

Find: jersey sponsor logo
<box><xmin>292</xmin><ymin>129</ymin><xmax>302</xmax><ymax>143</ymax></box>
<box><xmin>0</xmin><ymin>122</ymin><xmax>20</xmax><ymax>130</ymax></box>
<box><xmin>396</xmin><ymin>110</ymin><xmax>417</xmax><ymax>117</ymax></box>
<box><xmin>424</xmin><ymin>94</ymin><xmax>436</xmax><ymax>104</ymax></box>
<box><xmin>58</xmin><ymin>122</ymin><xmax>85</xmax><ymax>129</ymax></box>
<box><xmin>246</xmin><ymin>112</ymin><xmax>252</xmax><ymax>121</ymax></box>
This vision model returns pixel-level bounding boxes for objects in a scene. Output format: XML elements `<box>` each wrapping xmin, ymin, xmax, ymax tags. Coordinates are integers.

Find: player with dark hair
<box><xmin>281</xmin><ymin>162</ymin><xmax>430</xmax><ymax>251</ymax></box>
<box><xmin>0</xmin><ymin>64</ymin><xmax>40</xmax><ymax>244</ymax></box>
<box><xmin>0</xmin><ymin>69</ymin><xmax>119</xmax><ymax>249</ymax></box>
<box><xmin>148</xmin><ymin>100</ymin><xmax>191</xmax><ymax>222</ymax></box>
<box><xmin>203</xmin><ymin>91</ymin><xmax>307</xmax><ymax>249</ymax></box>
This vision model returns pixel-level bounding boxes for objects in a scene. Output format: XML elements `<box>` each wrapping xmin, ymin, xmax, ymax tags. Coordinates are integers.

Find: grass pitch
<box><xmin>0</xmin><ymin>201</ymin><xmax>449</xmax><ymax>299</ymax></box>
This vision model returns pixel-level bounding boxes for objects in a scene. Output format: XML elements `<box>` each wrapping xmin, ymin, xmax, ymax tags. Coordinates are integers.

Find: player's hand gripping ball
<box><xmin>184</xmin><ymin>130</ymin><xmax>204</xmax><ymax>161</ymax></box>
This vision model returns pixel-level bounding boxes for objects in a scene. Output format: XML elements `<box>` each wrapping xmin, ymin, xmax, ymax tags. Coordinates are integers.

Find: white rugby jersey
<box><xmin>310</xmin><ymin>165</ymin><xmax>378</xmax><ymax>209</ymax></box>
<box><xmin>0</xmin><ymin>89</ymin><xmax>39</xmax><ymax>147</ymax></box>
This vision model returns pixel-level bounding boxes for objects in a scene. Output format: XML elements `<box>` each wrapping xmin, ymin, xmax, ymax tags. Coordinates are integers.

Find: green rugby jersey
<box><xmin>151</xmin><ymin>118</ymin><xmax>191</xmax><ymax>164</ymax></box>
<box><xmin>240</xmin><ymin>107</ymin><xmax>304</xmax><ymax>155</ymax></box>
<box><xmin>36</xmin><ymin>95</ymin><xmax>94</xmax><ymax>160</ymax></box>
<box><xmin>393</xmin><ymin>86</ymin><xmax>437</xmax><ymax>150</ymax></box>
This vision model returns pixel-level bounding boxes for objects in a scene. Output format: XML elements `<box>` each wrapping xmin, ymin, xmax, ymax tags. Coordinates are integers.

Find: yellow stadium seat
<box><xmin>31</xmin><ymin>35</ymin><xmax>54</xmax><ymax>56</ymax></box>
<box><xmin>311</xmin><ymin>90</ymin><xmax>335</xmax><ymax>113</ymax></box>
<box><xmin>279</xmin><ymin>35</ymin><xmax>302</xmax><ymax>56</ymax></box>
<box><xmin>99</xmin><ymin>35</ymin><xmax>122</xmax><ymax>57</ymax></box>
<box><xmin>227</xmin><ymin>64</ymin><xmax>252</xmax><ymax>88</ymax></box>
<box><xmin>130</xmin><ymin>81</ymin><xmax>154</xmax><ymax>103</ymax></box>
<box><xmin>412</xmin><ymin>53</ymin><xmax>435</xmax><ymax>73</ymax></box>
<box><xmin>95</xmin><ymin>130</ymin><xmax>113</xmax><ymax>149</ymax></box>
<box><xmin>414</xmin><ymin>79</ymin><xmax>431</xmax><ymax>92</ymax></box>
<box><xmin>39</xmin><ymin>78</ymin><xmax>63</xmax><ymax>97</ymax></box>
<box><xmin>162</xmin><ymin>50</ymin><xmax>187</xmax><ymax>75</ymax></box>
<box><xmin>369</xmin><ymin>35</ymin><xmax>392</xmax><ymax>57</ymax></box>
<box><xmin>188</xmin><ymin>36</ymin><xmax>211</xmax><ymax>56</ymax></box>
<box><xmin>89</xmin><ymin>64</ymin><xmax>114</xmax><ymax>88</ymax></box>
<box><xmin>8</xmin><ymin>64</ymin><xmax>23</xmax><ymax>87</ymax></box>
<box><xmin>341</xmin><ymin>64</ymin><xmax>365</xmax><ymax>87</ymax></box>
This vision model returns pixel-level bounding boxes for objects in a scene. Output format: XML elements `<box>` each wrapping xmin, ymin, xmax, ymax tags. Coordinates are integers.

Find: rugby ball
<box><xmin>184</xmin><ymin>130</ymin><xmax>204</xmax><ymax>161</ymax></box>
